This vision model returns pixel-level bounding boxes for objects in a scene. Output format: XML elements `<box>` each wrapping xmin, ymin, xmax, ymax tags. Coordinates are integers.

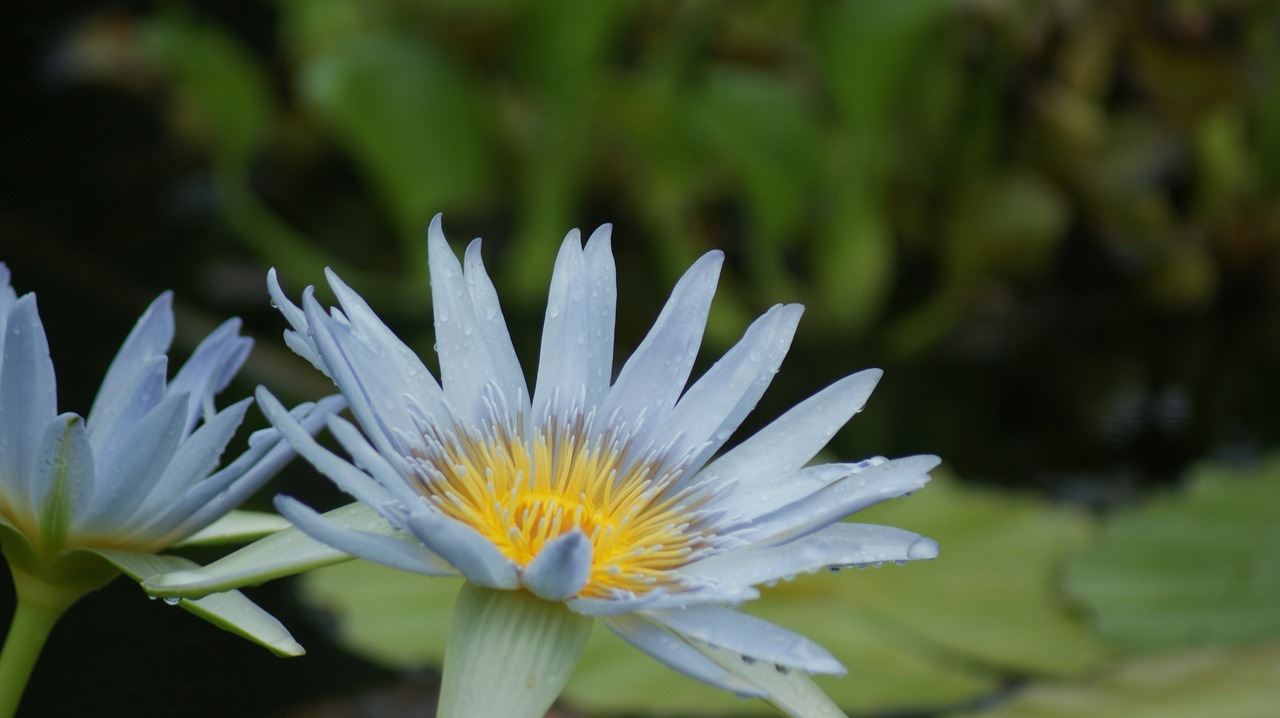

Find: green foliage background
<box><xmin>3</xmin><ymin>0</ymin><xmax>1279</xmax><ymax>716</ymax></box>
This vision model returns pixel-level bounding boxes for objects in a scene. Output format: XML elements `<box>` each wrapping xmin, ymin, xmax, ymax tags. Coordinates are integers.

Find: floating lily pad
<box><xmin>302</xmin><ymin>474</ymin><xmax>1105</xmax><ymax>715</ymax></box>
<box><xmin>1065</xmin><ymin>455</ymin><xmax>1280</xmax><ymax>651</ymax></box>
<box><xmin>955</xmin><ymin>644</ymin><xmax>1280</xmax><ymax>718</ymax></box>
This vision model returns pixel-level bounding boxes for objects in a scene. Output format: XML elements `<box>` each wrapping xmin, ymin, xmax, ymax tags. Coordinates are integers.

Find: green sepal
<box><xmin>695</xmin><ymin>642</ymin><xmax>847</xmax><ymax>718</ymax></box>
<box><xmin>0</xmin><ymin>513</ymin><xmax>118</xmax><ymax>596</ymax></box>
<box><xmin>144</xmin><ymin>502</ymin><xmax>382</xmax><ymax>599</ymax></box>
<box><xmin>438</xmin><ymin>584</ymin><xmax>593</xmax><ymax>718</ymax></box>
<box><xmin>172</xmin><ymin>510</ymin><xmax>294</xmax><ymax>547</ymax></box>
<box><xmin>87</xmin><ymin>548</ymin><xmax>304</xmax><ymax>657</ymax></box>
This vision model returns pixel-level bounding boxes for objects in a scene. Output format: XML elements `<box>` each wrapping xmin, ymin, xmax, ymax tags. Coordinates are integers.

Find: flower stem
<box><xmin>438</xmin><ymin>584</ymin><xmax>592</xmax><ymax>718</ymax></box>
<box><xmin>0</xmin><ymin>570</ymin><xmax>83</xmax><ymax>718</ymax></box>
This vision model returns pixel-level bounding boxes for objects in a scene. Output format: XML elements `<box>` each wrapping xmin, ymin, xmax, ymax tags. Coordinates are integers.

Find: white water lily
<box><xmin>0</xmin><ymin>265</ymin><xmax>340</xmax><ymax>718</ymax></box>
<box><xmin>154</xmin><ymin>216</ymin><xmax>940</xmax><ymax>717</ymax></box>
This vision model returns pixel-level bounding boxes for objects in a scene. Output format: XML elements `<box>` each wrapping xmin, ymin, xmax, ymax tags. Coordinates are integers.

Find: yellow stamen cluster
<box><xmin>414</xmin><ymin>421</ymin><xmax>707</xmax><ymax>598</ymax></box>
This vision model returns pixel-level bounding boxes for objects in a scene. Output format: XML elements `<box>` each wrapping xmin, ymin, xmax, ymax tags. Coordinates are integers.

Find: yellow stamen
<box><xmin>415</xmin><ymin>422</ymin><xmax>706</xmax><ymax>598</ymax></box>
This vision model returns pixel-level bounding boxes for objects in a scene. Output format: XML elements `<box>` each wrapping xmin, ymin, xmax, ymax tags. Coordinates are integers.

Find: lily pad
<box><xmin>302</xmin><ymin>474</ymin><xmax>1106</xmax><ymax>715</ymax></box>
<box><xmin>1065</xmin><ymin>455</ymin><xmax>1280</xmax><ymax>651</ymax></box>
<box><xmin>955</xmin><ymin>644</ymin><xmax>1280</xmax><ymax>718</ymax></box>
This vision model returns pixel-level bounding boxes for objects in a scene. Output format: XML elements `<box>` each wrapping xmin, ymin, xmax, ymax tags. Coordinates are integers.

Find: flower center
<box><xmin>415</xmin><ymin>420</ymin><xmax>708</xmax><ymax>598</ymax></box>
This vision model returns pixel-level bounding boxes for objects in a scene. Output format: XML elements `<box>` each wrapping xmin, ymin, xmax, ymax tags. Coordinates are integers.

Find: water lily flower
<box><xmin>152</xmin><ymin>216</ymin><xmax>940</xmax><ymax>718</ymax></box>
<box><xmin>0</xmin><ymin>265</ymin><xmax>341</xmax><ymax>718</ymax></box>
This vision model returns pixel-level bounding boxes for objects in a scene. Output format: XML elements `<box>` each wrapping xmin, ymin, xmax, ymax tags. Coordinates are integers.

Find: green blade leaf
<box><xmin>172</xmin><ymin>510</ymin><xmax>294</xmax><ymax>547</ymax></box>
<box><xmin>1066</xmin><ymin>455</ymin><xmax>1280</xmax><ymax>651</ymax></box>
<box><xmin>145</xmin><ymin>502</ymin><xmax>383</xmax><ymax>599</ymax></box>
<box><xmin>86</xmin><ymin>548</ymin><xmax>303</xmax><ymax>657</ymax></box>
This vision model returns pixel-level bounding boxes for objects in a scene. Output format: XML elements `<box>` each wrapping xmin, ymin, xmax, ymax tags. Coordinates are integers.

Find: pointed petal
<box><xmin>742</xmin><ymin>455</ymin><xmax>939</xmax><ymax>545</ymax></box>
<box><xmin>603</xmin><ymin>614</ymin><xmax>766</xmax><ymax>698</ymax></box>
<box><xmin>86</xmin><ymin>355</ymin><xmax>168</xmax><ymax>465</ymax></box>
<box><xmin>666</xmin><ymin>304</ymin><xmax>803</xmax><ymax>472</ymax></box>
<box><xmin>403</xmin><ymin>508</ymin><xmax>519</xmax><ymax>589</ymax></box>
<box><xmin>325</xmin><ymin>413</ymin><xmax>421</xmax><ymax>506</ymax></box>
<box><xmin>267</xmin><ymin>268</ymin><xmax>326</xmax><ymax>373</ymax></box>
<box><xmin>649</xmin><ymin>606</ymin><xmax>844</xmax><ymax>675</ymax></box>
<box><xmin>157</xmin><ymin>394</ymin><xmax>346</xmax><ymax>542</ymax></box>
<box><xmin>597</xmin><ymin>251</ymin><xmax>723</xmax><ymax>442</ymax></box>
<box><xmin>276</xmin><ymin>496</ymin><xmax>456</xmax><ymax>577</ymax></box>
<box><xmin>463</xmin><ymin>234</ymin><xmax>529</xmax><ymax>404</ymax></box>
<box><xmin>568</xmin><ymin>584</ymin><xmax>760</xmax><ymax>616</ymax></box>
<box><xmin>521</xmin><ymin>529</ymin><xmax>592</xmax><ymax>601</ymax></box>
<box><xmin>0</xmin><ymin>296</ymin><xmax>57</xmax><ymax>514</ymax></box>
<box><xmin>87</xmin><ymin>292</ymin><xmax>174</xmax><ymax>432</ymax></box>
<box><xmin>136</xmin><ymin>397</ymin><xmax>252</xmax><ymax>513</ymax></box>
<box><xmin>254</xmin><ymin>388</ymin><xmax>399</xmax><ymax>511</ymax></box>
<box><xmin>304</xmin><ymin>290</ymin><xmax>446</xmax><ymax>459</ymax></box>
<box><xmin>534</xmin><ymin>231</ymin><xmax>591</xmax><ymax>424</ymax></box>
<box><xmin>32</xmin><ymin>414</ymin><xmax>95</xmax><ymax>551</ymax></box>
<box><xmin>582</xmin><ymin>224</ymin><xmax>616</xmax><ymax>407</ymax></box>
<box><xmin>168</xmin><ymin>319</ymin><xmax>252</xmax><ymax>433</ymax></box>
<box><xmin>697</xmin><ymin>369</ymin><xmax>882</xmax><ymax>503</ymax></box>
<box><xmin>439</xmin><ymin>583</ymin><xmax>592</xmax><ymax>718</ymax></box>
<box><xmin>429</xmin><ymin>217</ymin><xmax>527</xmax><ymax>424</ymax></box>
<box><xmin>681</xmin><ymin>523</ymin><xmax>939</xmax><ymax>589</ymax></box>
<box><xmin>77</xmin><ymin>392</ymin><xmax>188</xmax><ymax>534</ymax></box>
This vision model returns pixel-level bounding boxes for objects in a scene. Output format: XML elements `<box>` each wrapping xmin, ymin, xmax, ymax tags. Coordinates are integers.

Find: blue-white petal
<box><xmin>521</xmin><ymin>529</ymin><xmax>593</xmax><ymax>601</ymax></box>
<box><xmin>603</xmin><ymin>614</ymin><xmax>766</xmax><ymax>698</ymax></box>
<box><xmin>742</xmin><ymin>455</ymin><xmax>939</xmax><ymax>546</ymax></box>
<box><xmin>595</xmin><ymin>251</ymin><xmax>722</xmax><ymax>445</ymax></box>
<box><xmin>533</xmin><ymin>231</ymin><xmax>592</xmax><ymax>426</ymax></box>
<box><xmin>87</xmin><ymin>292</ymin><xmax>173</xmax><ymax>435</ymax></box>
<box><xmin>276</xmin><ymin>496</ymin><xmax>457</xmax><ymax>577</ymax></box>
<box><xmin>680</xmin><ymin>522</ymin><xmax>939</xmax><ymax>589</ymax></box>
<box><xmin>168</xmin><ymin>318</ymin><xmax>252</xmax><ymax>433</ymax></box>
<box><xmin>0</xmin><ymin>296</ymin><xmax>58</xmax><ymax>515</ymax></box>
<box><xmin>696</xmin><ymin>369</ymin><xmax>882</xmax><ymax>511</ymax></box>
<box><xmin>648</xmin><ymin>606</ymin><xmax>845</xmax><ymax>675</ymax></box>
<box><xmin>403</xmin><ymin>508</ymin><xmax>519</xmax><ymax>589</ymax></box>
<box><xmin>665</xmin><ymin>303</ymin><xmax>803</xmax><ymax>474</ymax></box>
<box><xmin>428</xmin><ymin>217</ymin><xmax>528</xmax><ymax>425</ymax></box>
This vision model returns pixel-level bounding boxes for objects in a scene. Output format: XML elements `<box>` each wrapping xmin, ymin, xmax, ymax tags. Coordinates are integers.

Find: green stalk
<box><xmin>438</xmin><ymin>584</ymin><xmax>592</xmax><ymax>718</ymax></box>
<box><xmin>0</xmin><ymin>569</ymin><xmax>84</xmax><ymax>718</ymax></box>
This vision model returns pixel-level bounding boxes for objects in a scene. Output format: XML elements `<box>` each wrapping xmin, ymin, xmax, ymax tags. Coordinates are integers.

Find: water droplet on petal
<box><xmin>906</xmin><ymin>537</ymin><xmax>939</xmax><ymax>560</ymax></box>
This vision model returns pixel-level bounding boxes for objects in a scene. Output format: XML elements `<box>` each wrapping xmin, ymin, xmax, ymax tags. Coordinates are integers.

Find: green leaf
<box><xmin>300</xmin><ymin>475</ymin><xmax>1107</xmax><ymax>715</ymax></box>
<box><xmin>299</xmin><ymin>31</ymin><xmax>494</xmax><ymax>236</ymax></box>
<box><xmin>1065</xmin><ymin>455</ymin><xmax>1280</xmax><ymax>651</ymax></box>
<box><xmin>172</xmin><ymin>510</ymin><xmax>293</xmax><ymax>547</ymax></box>
<box><xmin>955</xmin><ymin>644</ymin><xmax>1280</xmax><ymax>718</ymax></box>
<box><xmin>698</xmin><ymin>67</ymin><xmax>822</xmax><ymax>242</ymax></box>
<box><xmin>87</xmin><ymin>548</ymin><xmax>303</xmax><ymax>657</ymax></box>
<box><xmin>145</xmin><ymin>502</ymin><xmax>383</xmax><ymax>599</ymax></box>
<box><xmin>144</xmin><ymin>13</ymin><xmax>274</xmax><ymax>163</ymax></box>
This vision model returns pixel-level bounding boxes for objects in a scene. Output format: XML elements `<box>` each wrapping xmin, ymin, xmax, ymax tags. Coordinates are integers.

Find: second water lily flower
<box><xmin>0</xmin><ymin>266</ymin><xmax>341</xmax><ymax>718</ymax></box>
<box><xmin>154</xmin><ymin>216</ymin><xmax>940</xmax><ymax>718</ymax></box>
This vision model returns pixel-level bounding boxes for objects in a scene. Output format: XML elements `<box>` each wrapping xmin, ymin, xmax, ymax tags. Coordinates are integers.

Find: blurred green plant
<box><xmin>119</xmin><ymin>1</ymin><xmax>1280</xmax><ymax>345</ymax></box>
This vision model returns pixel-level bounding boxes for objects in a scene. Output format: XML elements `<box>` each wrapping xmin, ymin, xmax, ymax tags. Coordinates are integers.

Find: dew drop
<box><xmin>163</xmin><ymin>597</ymin><xmax>181</xmax><ymax>606</ymax></box>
